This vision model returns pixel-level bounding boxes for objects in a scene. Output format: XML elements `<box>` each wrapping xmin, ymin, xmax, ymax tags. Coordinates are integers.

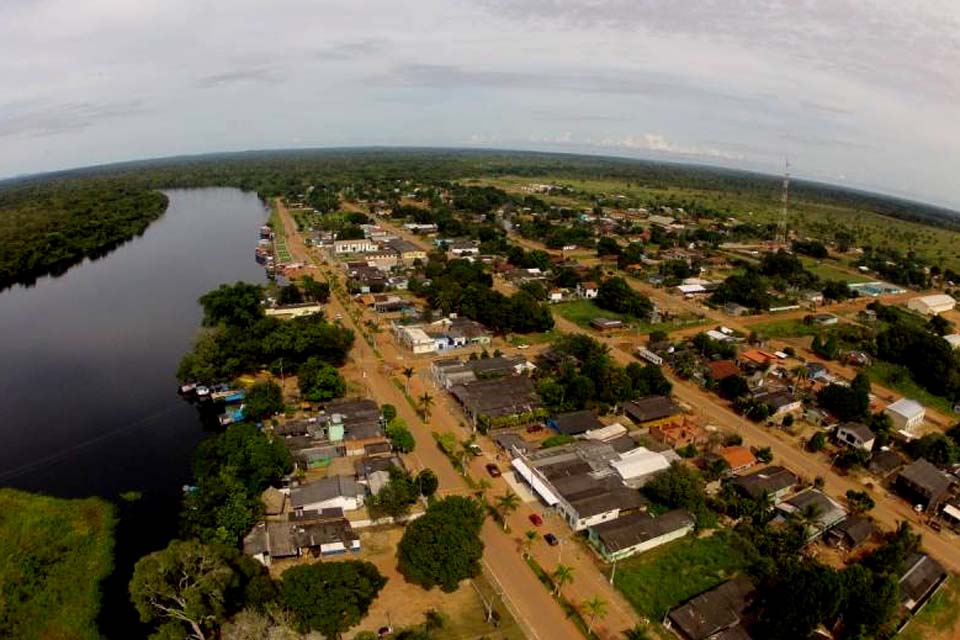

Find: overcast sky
<box><xmin>2</xmin><ymin>0</ymin><xmax>958</xmax><ymax>207</ymax></box>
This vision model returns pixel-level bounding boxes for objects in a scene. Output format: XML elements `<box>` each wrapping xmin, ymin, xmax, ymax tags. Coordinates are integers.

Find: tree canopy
<box><xmin>297</xmin><ymin>357</ymin><xmax>346</xmax><ymax>402</ymax></box>
<box><xmin>397</xmin><ymin>496</ymin><xmax>485</xmax><ymax>592</ymax></box>
<box><xmin>279</xmin><ymin>561</ymin><xmax>386</xmax><ymax>638</ymax></box>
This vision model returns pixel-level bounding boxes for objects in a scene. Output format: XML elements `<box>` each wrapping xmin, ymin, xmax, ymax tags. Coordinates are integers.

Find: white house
<box><xmin>290</xmin><ymin>476</ymin><xmax>364</xmax><ymax>513</ymax></box>
<box><xmin>885</xmin><ymin>398</ymin><xmax>925</xmax><ymax>432</ymax></box>
<box><xmin>333</xmin><ymin>239</ymin><xmax>379</xmax><ymax>254</ymax></box>
<box><xmin>548</xmin><ymin>288</ymin><xmax>565</xmax><ymax>304</ymax></box>
<box><xmin>836</xmin><ymin>422</ymin><xmax>876</xmax><ymax>451</ymax></box>
<box><xmin>907</xmin><ymin>294</ymin><xmax>956</xmax><ymax>316</ymax></box>
<box><xmin>589</xmin><ymin>510</ymin><xmax>695</xmax><ymax>561</ymax></box>
<box><xmin>944</xmin><ymin>334</ymin><xmax>960</xmax><ymax>350</ymax></box>
<box><xmin>611</xmin><ymin>447</ymin><xmax>673</xmax><ymax>488</ymax></box>
<box><xmin>395</xmin><ymin>325</ymin><xmax>436</xmax><ymax>354</ymax></box>
<box><xmin>578</xmin><ymin>282</ymin><xmax>599</xmax><ymax>299</ymax></box>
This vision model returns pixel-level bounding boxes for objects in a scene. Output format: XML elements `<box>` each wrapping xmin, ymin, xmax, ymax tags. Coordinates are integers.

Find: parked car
<box><xmin>467</xmin><ymin>443</ymin><xmax>483</xmax><ymax>456</ymax></box>
<box><xmin>528</xmin><ymin>513</ymin><xmax>543</xmax><ymax>526</ymax></box>
<box><xmin>485</xmin><ymin>463</ymin><xmax>502</xmax><ymax>478</ymax></box>
<box><xmin>526</xmin><ymin>424</ymin><xmax>544</xmax><ymax>433</ymax></box>
<box><xmin>544</xmin><ymin>533</ymin><xmax>559</xmax><ymax>546</ymax></box>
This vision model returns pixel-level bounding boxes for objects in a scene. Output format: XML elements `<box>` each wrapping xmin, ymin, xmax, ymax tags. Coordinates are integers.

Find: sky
<box><xmin>1</xmin><ymin>0</ymin><xmax>958</xmax><ymax>207</ymax></box>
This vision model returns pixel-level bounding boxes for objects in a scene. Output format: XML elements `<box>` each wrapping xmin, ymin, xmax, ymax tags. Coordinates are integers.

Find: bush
<box><xmin>297</xmin><ymin>357</ymin><xmax>346</xmax><ymax>402</ymax></box>
<box><xmin>397</xmin><ymin>497</ymin><xmax>485</xmax><ymax>592</ymax></box>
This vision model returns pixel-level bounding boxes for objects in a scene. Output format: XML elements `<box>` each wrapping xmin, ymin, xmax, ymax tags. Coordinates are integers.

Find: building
<box><xmin>729</xmin><ymin>466</ymin><xmax>799</xmax><ymax>503</ymax></box>
<box><xmin>591</xmin><ymin>317</ymin><xmax>624</xmax><ymax>331</ymax></box>
<box><xmin>868</xmin><ymin>450</ymin><xmax>904</xmax><ymax>478</ymax></box>
<box><xmin>588</xmin><ymin>510</ymin><xmax>695</xmax><ymax>561</ymax></box>
<box><xmin>290</xmin><ymin>476</ymin><xmax>364</xmax><ymax>513</ymax></box>
<box><xmin>386</xmin><ymin>238</ymin><xmax>427</xmax><ymax>264</ymax></box>
<box><xmin>811</xmin><ymin>312</ymin><xmax>839</xmax><ymax>326</ymax></box>
<box><xmin>754</xmin><ymin>390</ymin><xmax>801</xmax><ymax>417</ymax></box>
<box><xmin>835</xmin><ymin>422</ymin><xmax>876</xmax><ymax>451</ymax></box>
<box><xmin>707</xmin><ymin>360</ymin><xmax>741</xmax><ymax>382</ymax></box>
<box><xmin>449</xmin><ymin>376</ymin><xmax>542</xmax><ymax>428</ymax></box>
<box><xmin>943</xmin><ymin>334</ymin><xmax>960</xmax><ymax>350</ymax></box>
<box><xmin>666</xmin><ymin>577</ymin><xmax>756</xmax><ymax>640</ymax></box>
<box><xmin>623</xmin><ymin>396</ymin><xmax>683</xmax><ymax>428</ymax></box>
<box><xmin>776</xmin><ymin>489</ymin><xmax>847</xmax><ymax>540</ymax></box>
<box><xmin>718</xmin><ymin>446</ymin><xmax>757</xmax><ymax>475</ymax></box>
<box><xmin>610</xmin><ymin>447</ymin><xmax>674</xmax><ymax>488</ymax></box>
<box><xmin>425</xmin><ymin>317</ymin><xmax>492</xmax><ymax>351</ymax></box>
<box><xmin>649</xmin><ymin>419</ymin><xmax>709</xmax><ymax>449</ymax></box>
<box><xmin>899</xmin><ymin>553</ymin><xmax>947</xmax><ymax>613</ymax></box>
<box><xmin>885</xmin><ymin>398</ymin><xmax>925</xmax><ymax>432</ymax></box>
<box><xmin>333</xmin><ymin>238</ymin><xmax>379</xmax><ymax>254</ymax></box>
<box><xmin>737</xmin><ymin>349</ymin><xmax>779</xmax><ymax>370</ymax></box>
<box><xmin>907</xmin><ymin>294</ymin><xmax>956</xmax><ymax>316</ymax></box>
<box><xmin>578</xmin><ymin>282</ymin><xmax>599</xmax><ymax>299</ymax></box>
<box><xmin>395</xmin><ymin>325</ymin><xmax>435</xmax><ymax>354</ymax></box>
<box><xmin>265</xmin><ymin>302</ymin><xmax>324</xmax><ymax>319</ymax></box>
<box><xmin>243</xmin><ymin>511</ymin><xmax>359</xmax><ymax>567</ymax></box>
<box><xmin>583</xmin><ymin>422</ymin><xmax>629</xmax><ymax>442</ymax></box>
<box><xmin>548</xmin><ymin>410</ymin><xmax>603</xmax><ymax>436</ymax></box>
<box><xmin>826</xmin><ymin>515</ymin><xmax>874</xmax><ymax>551</ymax></box>
<box><xmin>551</xmin><ymin>473</ymin><xmax>649</xmax><ymax>530</ymax></box>
<box><xmin>897</xmin><ymin>458</ymin><xmax>952</xmax><ymax>510</ymax></box>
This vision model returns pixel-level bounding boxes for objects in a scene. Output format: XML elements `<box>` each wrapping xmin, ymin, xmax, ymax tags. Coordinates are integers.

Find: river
<box><xmin>0</xmin><ymin>188</ymin><xmax>267</xmax><ymax>637</ymax></box>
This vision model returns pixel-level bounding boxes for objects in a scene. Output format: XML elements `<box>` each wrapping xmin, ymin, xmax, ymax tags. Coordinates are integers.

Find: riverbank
<box><xmin>0</xmin><ymin>488</ymin><xmax>115</xmax><ymax>639</ymax></box>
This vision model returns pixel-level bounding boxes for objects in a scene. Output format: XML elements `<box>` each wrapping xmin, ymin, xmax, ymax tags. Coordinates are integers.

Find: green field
<box><xmin>751</xmin><ymin>318</ymin><xmax>821</xmax><ymax>339</ymax></box>
<box><xmin>867</xmin><ymin>360</ymin><xmax>957</xmax><ymax>417</ymax></box>
<box><xmin>0</xmin><ymin>489</ymin><xmax>115</xmax><ymax>640</ymax></box>
<box><xmin>613</xmin><ymin>532</ymin><xmax>752</xmax><ymax>620</ymax></box>
<box><xmin>898</xmin><ymin>577</ymin><xmax>959</xmax><ymax>640</ymax></box>
<box><xmin>799</xmin><ymin>257</ymin><xmax>872</xmax><ymax>284</ymax></box>
<box><xmin>554</xmin><ymin>299</ymin><xmax>628</xmax><ymax>328</ymax></box>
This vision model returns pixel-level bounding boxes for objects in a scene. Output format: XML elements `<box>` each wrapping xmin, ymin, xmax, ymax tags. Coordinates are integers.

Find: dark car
<box><xmin>485</xmin><ymin>463</ymin><xmax>502</xmax><ymax>478</ymax></box>
<box><xmin>528</xmin><ymin>513</ymin><xmax>544</xmax><ymax>526</ymax></box>
<box><xmin>526</xmin><ymin>424</ymin><xmax>544</xmax><ymax>433</ymax></box>
<box><xmin>544</xmin><ymin>533</ymin><xmax>559</xmax><ymax>546</ymax></box>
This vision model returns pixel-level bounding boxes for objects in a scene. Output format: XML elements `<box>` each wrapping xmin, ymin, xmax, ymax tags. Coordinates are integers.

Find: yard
<box><xmin>613</xmin><ymin>531</ymin><xmax>752</xmax><ymax>620</ymax></box>
<box><xmin>898</xmin><ymin>577</ymin><xmax>960</xmax><ymax>640</ymax></box>
<box><xmin>799</xmin><ymin>258</ymin><xmax>872</xmax><ymax>284</ymax></box>
<box><xmin>554</xmin><ymin>299</ymin><xmax>628</xmax><ymax>328</ymax></box>
<box><xmin>751</xmin><ymin>318</ymin><xmax>821</xmax><ymax>339</ymax></box>
<box><xmin>867</xmin><ymin>360</ymin><xmax>957</xmax><ymax>418</ymax></box>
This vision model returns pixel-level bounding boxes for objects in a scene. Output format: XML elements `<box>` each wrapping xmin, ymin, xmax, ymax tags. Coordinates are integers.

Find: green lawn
<box><xmin>0</xmin><ymin>489</ymin><xmax>115</xmax><ymax>640</ymax></box>
<box><xmin>867</xmin><ymin>360</ymin><xmax>957</xmax><ymax>416</ymax></box>
<box><xmin>800</xmin><ymin>258</ymin><xmax>871</xmax><ymax>284</ymax></box>
<box><xmin>613</xmin><ymin>532</ymin><xmax>752</xmax><ymax>620</ymax></box>
<box><xmin>898</xmin><ymin>577</ymin><xmax>960</xmax><ymax>640</ymax></box>
<box><xmin>507</xmin><ymin>330</ymin><xmax>559</xmax><ymax>346</ymax></box>
<box><xmin>751</xmin><ymin>318</ymin><xmax>821</xmax><ymax>338</ymax></box>
<box><xmin>554</xmin><ymin>300</ymin><xmax>628</xmax><ymax>328</ymax></box>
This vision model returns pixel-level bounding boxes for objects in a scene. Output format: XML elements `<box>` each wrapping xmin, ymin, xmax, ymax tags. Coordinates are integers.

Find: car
<box><xmin>544</xmin><ymin>533</ymin><xmax>559</xmax><ymax>546</ymax></box>
<box><xmin>516</xmin><ymin>343</ymin><xmax>530</xmax><ymax>350</ymax></box>
<box><xmin>528</xmin><ymin>513</ymin><xmax>543</xmax><ymax>526</ymax></box>
<box><xmin>485</xmin><ymin>463</ymin><xmax>502</xmax><ymax>478</ymax></box>
<box><xmin>526</xmin><ymin>424</ymin><xmax>544</xmax><ymax>433</ymax></box>
<box><xmin>467</xmin><ymin>443</ymin><xmax>483</xmax><ymax>456</ymax></box>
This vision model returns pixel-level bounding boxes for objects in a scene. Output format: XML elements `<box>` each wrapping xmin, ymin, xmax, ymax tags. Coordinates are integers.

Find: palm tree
<box><xmin>495</xmin><ymin>491</ymin><xmax>520</xmax><ymax>531</ymax></box>
<box><xmin>522</xmin><ymin>529</ymin><xmax>538</xmax><ymax>558</ymax></box>
<box><xmin>798</xmin><ymin>503</ymin><xmax>823</xmax><ymax>539</ymax></box>
<box><xmin>791</xmin><ymin>365</ymin><xmax>809</xmax><ymax>391</ymax></box>
<box><xmin>624</xmin><ymin>627</ymin><xmax>652</xmax><ymax>640</ymax></box>
<box><xmin>582</xmin><ymin>596</ymin><xmax>608</xmax><ymax>635</ymax></box>
<box><xmin>418</xmin><ymin>392</ymin><xmax>434</xmax><ymax>421</ymax></box>
<box><xmin>475</xmin><ymin>477</ymin><xmax>491</xmax><ymax>499</ymax></box>
<box><xmin>552</xmin><ymin>563</ymin><xmax>574</xmax><ymax>598</ymax></box>
<box><xmin>402</xmin><ymin>366</ymin><xmax>414</xmax><ymax>392</ymax></box>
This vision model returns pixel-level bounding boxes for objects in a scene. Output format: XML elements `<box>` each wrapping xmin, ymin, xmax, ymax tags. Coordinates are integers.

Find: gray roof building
<box><xmin>729</xmin><ymin>466</ymin><xmax>799</xmax><ymax>502</ymax></box>
<box><xmin>590</xmin><ymin>509</ymin><xmax>694</xmax><ymax>558</ymax></box>
<box><xmin>290</xmin><ymin>476</ymin><xmax>360</xmax><ymax>509</ymax></box>
<box><xmin>667</xmin><ymin>577</ymin><xmax>756</xmax><ymax>640</ymax></box>
<box><xmin>549</xmin><ymin>410</ymin><xmax>603</xmax><ymax>436</ymax></box>
<box><xmin>624</xmin><ymin>396</ymin><xmax>682</xmax><ymax>425</ymax></box>
<box><xmin>899</xmin><ymin>553</ymin><xmax>947</xmax><ymax>613</ymax></box>
<box><xmin>897</xmin><ymin>458</ymin><xmax>952</xmax><ymax>508</ymax></box>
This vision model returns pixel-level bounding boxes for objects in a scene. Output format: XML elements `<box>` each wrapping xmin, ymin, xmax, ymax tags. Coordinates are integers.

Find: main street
<box><xmin>274</xmin><ymin>200</ymin><xmax>589</xmax><ymax>640</ymax></box>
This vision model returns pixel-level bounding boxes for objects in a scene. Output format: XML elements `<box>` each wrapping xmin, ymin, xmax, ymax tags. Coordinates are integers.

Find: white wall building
<box><xmin>395</xmin><ymin>325</ymin><xmax>436</xmax><ymax>354</ymax></box>
<box><xmin>907</xmin><ymin>294</ymin><xmax>956</xmax><ymax>316</ymax></box>
<box><xmin>885</xmin><ymin>398</ymin><xmax>926</xmax><ymax>432</ymax></box>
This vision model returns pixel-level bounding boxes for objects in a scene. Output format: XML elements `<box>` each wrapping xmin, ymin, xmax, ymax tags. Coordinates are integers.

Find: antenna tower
<box><xmin>777</xmin><ymin>159</ymin><xmax>790</xmax><ymax>247</ymax></box>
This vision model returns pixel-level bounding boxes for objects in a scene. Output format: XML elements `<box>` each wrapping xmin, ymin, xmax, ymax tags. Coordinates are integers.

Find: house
<box><xmin>868</xmin><ymin>450</ymin><xmax>904</xmax><ymax>478</ymax></box>
<box><xmin>395</xmin><ymin>325</ymin><xmax>436</xmax><ymax>354</ymax></box>
<box><xmin>588</xmin><ymin>510</ymin><xmax>695</xmax><ymax>561</ymax></box>
<box><xmin>737</xmin><ymin>349</ymin><xmax>779</xmax><ymax>369</ymax></box>
<box><xmin>776</xmin><ymin>489</ymin><xmax>848</xmax><ymax>540</ymax></box>
<box><xmin>623</xmin><ymin>396</ymin><xmax>683</xmax><ymax>428</ymax></box>
<box><xmin>898</xmin><ymin>553</ymin><xmax>947</xmax><ymax>613</ymax></box>
<box><xmin>449</xmin><ymin>376</ymin><xmax>542</xmax><ymax>428</ymax></box>
<box><xmin>290</xmin><ymin>475</ymin><xmax>364</xmax><ymax>513</ymax></box>
<box><xmin>729</xmin><ymin>465</ymin><xmax>799</xmax><ymax>503</ymax></box>
<box><xmin>707</xmin><ymin>360</ymin><xmax>741</xmax><ymax>382</ymax></box>
<box><xmin>897</xmin><ymin>458</ymin><xmax>952</xmax><ymax>510</ymax></box>
<box><xmin>425</xmin><ymin>317</ymin><xmax>492</xmax><ymax>351</ymax></box>
<box><xmin>448</xmin><ymin>239</ymin><xmax>480</xmax><ymax>256</ymax></box>
<box><xmin>372</xmin><ymin>294</ymin><xmax>406</xmax><ymax>313</ymax></box>
<box><xmin>548</xmin><ymin>288</ymin><xmax>565</xmax><ymax>303</ymax></box>
<box><xmin>666</xmin><ymin>577</ymin><xmax>756</xmax><ymax>640</ymax></box>
<box><xmin>885</xmin><ymin>398</ymin><xmax>925</xmax><ymax>432</ymax></box>
<box><xmin>718</xmin><ymin>446</ymin><xmax>757</xmax><ymax>475</ymax></box>
<box><xmin>265</xmin><ymin>302</ymin><xmax>325</xmax><ymax>319</ymax></box>
<box><xmin>243</xmin><ymin>511</ymin><xmax>359</xmax><ymax>566</ymax></box>
<box><xmin>578</xmin><ymin>282</ymin><xmax>599</xmax><ymax>299</ymax></box>
<box><xmin>754</xmin><ymin>390</ymin><xmax>801</xmax><ymax>417</ymax></box>
<box><xmin>636</xmin><ymin>348</ymin><xmax>664</xmax><ymax>366</ymax></box>
<box><xmin>355</xmin><ymin>456</ymin><xmax>404</xmax><ymax>495</ymax></box>
<box><xmin>333</xmin><ymin>238</ymin><xmax>379</xmax><ymax>254</ymax></box>
<box><xmin>386</xmin><ymin>238</ymin><xmax>427</xmax><ymax>264</ymax></box>
<box><xmin>550</xmin><ymin>473</ymin><xmax>649</xmax><ymax>530</ymax></box>
<box><xmin>610</xmin><ymin>447</ymin><xmax>674</xmax><ymax>488</ymax></box>
<box><xmin>468</xmin><ymin>356</ymin><xmax>535</xmax><ymax>379</ymax></box>
<box><xmin>261</xmin><ymin>487</ymin><xmax>286</xmax><ymax>516</ymax></box>
<box><xmin>907</xmin><ymin>294</ymin><xmax>956</xmax><ymax>316</ymax></box>
<box><xmin>431</xmin><ymin>358</ymin><xmax>478</xmax><ymax>389</ymax></box>
<box><xmin>943</xmin><ymin>334</ymin><xmax>960</xmax><ymax>350</ymax></box>
<box><xmin>803</xmin><ymin>290</ymin><xmax>825</xmax><ymax>305</ymax></box>
<box><xmin>826</xmin><ymin>515</ymin><xmax>874</xmax><ymax>551</ymax></box>
<box><xmin>591</xmin><ymin>317</ymin><xmax>624</xmax><ymax>331</ymax></box>
<box><xmin>583</xmin><ymin>422</ymin><xmax>629</xmax><ymax>442</ymax></box>
<box><xmin>493</xmin><ymin>432</ymin><xmax>529</xmax><ymax>456</ymax></box>
<box><xmin>548</xmin><ymin>410</ymin><xmax>603</xmax><ymax>436</ymax></box>
<box><xmin>723</xmin><ymin>302</ymin><xmax>750</xmax><ymax>317</ymax></box>
<box><xmin>811</xmin><ymin>313</ymin><xmax>839</xmax><ymax>326</ymax></box>
<box><xmin>835</xmin><ymin>422</ymin><xmax>876</xmax><ymax>451</ymax></box>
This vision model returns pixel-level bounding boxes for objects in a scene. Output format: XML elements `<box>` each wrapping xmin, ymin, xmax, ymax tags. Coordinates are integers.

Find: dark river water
<box><xmin>0</xmin><ymin>188</ymin><xmax>267</xmax><ymax>637</ymax></box>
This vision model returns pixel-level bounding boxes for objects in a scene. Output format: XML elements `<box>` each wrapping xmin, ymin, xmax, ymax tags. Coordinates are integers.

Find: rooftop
<box><xmin>899</xmin><ymin>458</ymin><xmax>952</xmax><ymax>497</ymax></box>
<box><xmin>730</xmin><ymin>465</ymin><xmax>798</xmax><ymax>500</ymax></box>
<box><xmin>592</xmin><ymin>509</ymin><xmax>694</xmax><ymax>552</ymax></box>
<box><xmin>886</xmin><ymin>398</ymin><xmax>925</xmax><ymax>419</ymax></box>
<box><xmin>899</xmin><ymin>553</ymin><xmax>947</xmax><ymax>611</ymax></box>
<box><xmin>550</xmin><ymin>410</ymin><xmax>603</xmax><ymax>436</ymax></box>
<box><xmin>290</xmin><ymin>475</ymin><xmax>359</xmax><ymax>508</ymax></box>
<box><xmin>668</xmin><ymin>577</ymin><xmax>756</xmax><ymax>640</ymax></box>
<box><xmin>624</xmin><ymin>396</ymin><xmax>682</xmax><ymax>424</ymax></box>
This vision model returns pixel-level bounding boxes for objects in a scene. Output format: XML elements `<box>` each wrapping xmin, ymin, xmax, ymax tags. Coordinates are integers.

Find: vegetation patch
<box><xmin>0</xmin><ymin>489</ymin><xmax>115</xmax><ymax>640</ymax></box>
<box><xmin>898</xmin><ymin>577</ymin><xmax>960</xmax><ymax>640</ymax></box>
<box><xmin>554</xmin><ymin>299</ymin><xmax>628</xmax><ymax>327</ymax></box>
<box><xmin>867</xmin><ymin>360</ymin><xmax>957</xmax><ymax>416</ymax></box>
<box><xmin>752</xmin><ymin>318</ymin><xmax>822</xmax><ymax>339</ymax></box>
<box><xmin>613</xmin><ymin>532</ymin><xmax>751</xmax><ymax>620</ymax></box>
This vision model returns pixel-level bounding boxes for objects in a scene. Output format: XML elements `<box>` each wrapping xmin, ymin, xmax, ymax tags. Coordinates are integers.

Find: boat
<box><xmin>211</xmin><ymin>389</ymin><xmax>245</xmax><ymax>403</ymax></box>
<box><xmin>178</xmin><ymin>382</ymin><xmax>197</xmax><ymax>395</ymax></box>
<box><xmin>195</xmin><ymin>385</ymin><xmax>211</xmax><ymax>400</ymax></box>
<box><xmin>218</xmin><ymin>404</ymin><xmax>246</xmax><ymax>426</ymax></box>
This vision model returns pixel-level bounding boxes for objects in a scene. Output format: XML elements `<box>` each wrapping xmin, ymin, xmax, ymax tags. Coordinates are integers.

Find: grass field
<box><xmin>554</xmin><ymin>300</ymin><xmax>627</xmax><ymax>328</ymax></box>
<box><xmin>799</xmin><ymin>258</ymin><xmax>872</xmax><ymax>284</ymax></box>
<box><xmin>867</xmin><ymin>360</ymin><xmax>957</xmax><ymax>417</ymax></box>
<box><xmin>0</xmin><ymin>489</ymin><xmax>115</xmax><ymax>640</ymax></box>
<box><xmin>898</xmin><ymin>577</ymin><xmax>960</xmax><ymax>640</ymax></box>
<box><xmin>613</xmin><ymin>532</ymin><xmax>752</xmax><ymax>620</ymax></box>
<box><xmin>751</xmin><ymin>318</ymin><xmax>821</xmax><ymax>339</ymax></box>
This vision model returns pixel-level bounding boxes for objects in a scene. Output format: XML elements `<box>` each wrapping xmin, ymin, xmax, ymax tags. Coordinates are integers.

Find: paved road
<box><xmin>276</xmin><ymin>200</ymin><xmax>587</xmax><ymax>640</ymax></box>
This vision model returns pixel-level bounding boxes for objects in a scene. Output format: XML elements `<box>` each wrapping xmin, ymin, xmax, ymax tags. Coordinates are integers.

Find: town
<box><xmin>166</xmin><ymin>175</ymin><xmax>960</xmax><ymax>640</ymax></box>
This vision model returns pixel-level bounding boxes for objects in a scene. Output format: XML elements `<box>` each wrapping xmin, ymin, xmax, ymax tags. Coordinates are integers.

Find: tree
<box><xmin>791</xmin><ymin>365</ymin><xmax>809</xmax><ymax>390</ymax></box>
<box><xmin>416</xmin><ymin>469</ymin><xmax>438</xmax><ymax>497</ymax></box>
<box><xmin>807</xmin><ymin>432</ymin><xmax>827</xmax><ymax>452</ymax></box>
<box><xmin>907</xmin><ymin>433</ymin><xmax>960</xmax><ymax>467</ymax></box>
<box><xmin>552</xmin><ymin>564</ymin><xmax>574</xmax><ymax>597</ymax></box>
<box><xmin>386</xmin><ymin>417</ymin><xmax>416</xmax><ymax>453</ymax></box>
<box><xmin>928</xmin><ymin>314</ymin><xmax>953</xmax><ymax>336</ymax></box>
<box><xmin>402</xmin><ymin>367</ymin><xmax>415</xmax><ymax>392</ymax></box>
<box><xmin>129</xmin><ymin>540</ymin><xmax>241</xmax><ymax>640</ymax></box>
<box><xmin>495</xmin><ymin>491</ymin><xmax>520</xmax><ymax>530</ymax></box>
<box><xmin>643</xmin><ymin>462</ymin><xmax>711</xmax><ymax>526</ymax></box>
<box><xmin>595</xmin><ymin>277</ymin><xmax>653</xmax><ymax>318</ymax></box>
<box><xmin>418</xmin><ymin>393</ymin><xmax>434</xmax><ymax>421</ymax></box>
<box><xmin>381</xmin><ymin>404</ymin><xmax>397</xmax><ymax>422</ymax></box>
<box><xmin>541</xmin><ymin>434</ymin><xmax>576</xmax><ymax>448</ymax></box>
<box><xmin>368</xmin><ymin>466</ymin><xmax>419</xmax><ymax>519</ymax></box>
<box><xmin>845</xmin><ymin>489</ymin><xmax>876</xmax><ymax>514</ymax></box>
<box><xmin>817</xmin><ymin>383</ymin><xmax>869</xmax><ymax>422</ymax></box>
<box><xmin>397</xmin><ymin>496</ymin><xmax>485</xmax><ymax>592</ymax></box>
<box><xmin>754</xmin><ymin>447</ymin><xmax>774</xmax><ymax>464</ymax></box>
<box><xmin>582</xmin><ymin>596</ymin><xmax>608</xmax><ymax>635</ymax></box>
<box><xmin>522</xmin><ymin>530</ymin><xmax>538</xmax><ymax>558</ymax></box>
<box><xmin>199</xmin><ymin>282</ymin><xmax>264</xmax><ymax>328</ymax></box>
<box><xmin>299</xmin><ymin>275</ymin><xmax>330</xmax><ymax>303</ymax></box>
<box><xmin>277</xmin><ymin>284</ymin><xmax>303</xmax><ymax>306</ymax></box>
<box><xmin>718</xmin><ymin>375</ymin><xmax>750</xmax><ymax>400</ymax></box>
<box><xmin>244</xmin><ymin>380</ymin><xmax>283</xmax><ymax>421</ymax></box>
<box><xmin>279</xmin><ymin>561</ymin><xmax>386</xmax><ymax>638</ymax></box>
<box><xmin>297</xmin><ymin>357</ymin><xmax>346</xmax><ymax>402</ymax></box>
<box><xmin>596</xmin><ymin>237</ymin><xmax>621</xmax><ymax>257</ymax></box>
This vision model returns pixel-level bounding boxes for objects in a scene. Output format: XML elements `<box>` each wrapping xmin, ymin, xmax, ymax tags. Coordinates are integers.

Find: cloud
<box><xmin>593</xmin><ymin>134</ymin><xmax>744</xmax><ymax>160</ymax></box>
<box><xmin>193</xmin><ymin>67</ymin><xmax>282</xmax><ymax>89</ymax></box>
<box><xmin>0</xmin><ymin>99</ymin><xmax>148</xmax><ymax>138</ymax></box>
<box><xmin>314</xmin><ymin>38</ymin><xmax>388</xmax><ymax>61</ymax></box>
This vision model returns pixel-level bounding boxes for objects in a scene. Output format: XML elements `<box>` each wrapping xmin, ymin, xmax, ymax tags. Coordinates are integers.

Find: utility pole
<box><xmin>609</xmin><ymin>558</ymin><xmax>618</xmax><ymax>585</ymax></box>
<box><xmin>776</xmin><ymin>158</ymin><xmax>791</xmax><ymax>247</ymax></box>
